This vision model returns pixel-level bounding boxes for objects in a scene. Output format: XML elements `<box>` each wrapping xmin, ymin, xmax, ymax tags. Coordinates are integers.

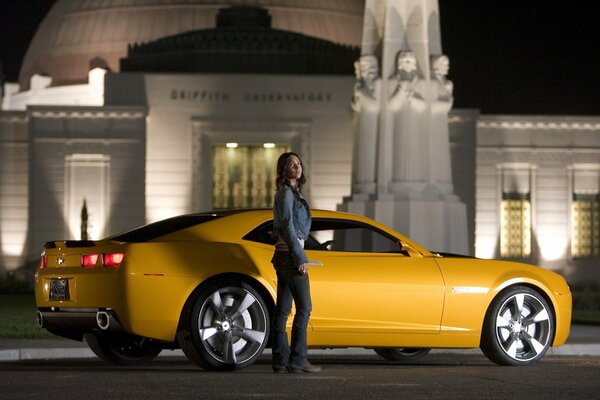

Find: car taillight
<box><xmin>81</xmin><ymin>254</ymin><xmax>99</xmax><ymax>268</ymax></box>
<box><xmin>39</xmin><ymin>254</ymin><xmax>48</xmax><ymax>269</ymax></box>
<box><xmin>103</xmin><ymin>252</ymin><xmax>125</xmax><ymax>268</ymax></box>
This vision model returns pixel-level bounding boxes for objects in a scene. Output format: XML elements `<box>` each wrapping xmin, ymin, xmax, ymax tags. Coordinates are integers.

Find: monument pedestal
<box><xmin>339</xmin><ymin>190</ymin><xmax>468</xmax><ymax>254</ymax></box>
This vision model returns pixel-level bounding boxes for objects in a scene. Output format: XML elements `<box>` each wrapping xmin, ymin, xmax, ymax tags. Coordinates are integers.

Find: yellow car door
<box><xmin>307</xmin><ymin>250</ymin><xmax>444</xmax><ymax>334</ymax></box>
<box><xmin>303</xmin><ymin>217</ymin><xmax>444</xmax><ymax>335</ymax></box>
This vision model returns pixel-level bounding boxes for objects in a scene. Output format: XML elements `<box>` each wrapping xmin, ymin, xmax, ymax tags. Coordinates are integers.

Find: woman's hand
<box><xmin>298</xmin><ymin>263</ymin><xmax>308</xmax><ymax>275</ymax></box>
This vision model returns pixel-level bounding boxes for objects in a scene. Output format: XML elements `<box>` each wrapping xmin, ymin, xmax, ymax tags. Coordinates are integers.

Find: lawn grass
<box><xmin>571</xmin><ymin>310</ymin><xmax>600</xmax><ymax>325</ymax></box>
<box><xmin>0</xmin><ymin>294</ymin><xmax>55</xmax><ymax>339</ymax></box>
<box><xmin>0</xmin><ymin>294</ymin><xmax>598</xmax><ymax>339</ymax></box>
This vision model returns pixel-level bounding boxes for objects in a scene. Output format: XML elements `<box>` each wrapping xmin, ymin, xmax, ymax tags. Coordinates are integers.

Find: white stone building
<box><xmin>0</xmin><ymin>0</ymin><xmax>598</xmax><ymax>286</ymax></box>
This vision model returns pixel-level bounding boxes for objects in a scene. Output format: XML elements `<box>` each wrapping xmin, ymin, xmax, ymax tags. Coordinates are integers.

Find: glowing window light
<box><xmin>65</xmin><ymin>154</ymin><xmax>109</xmax><ymax>240</ymax></box>
<box><xmin>571</xmin><ymin>194</ymin><xmax>600</xmax><ymax>259</ymax></box>
<box><xmin>226</xmin><ymin>143</ymin><xmax>238</xmax><ymax>148</ymax></box>
<box><xmin>263</xmin><ymin>143</ymin><xmax>276</xmax><ymax>148</ymax></box>
<box><xmin>500</xmin><ymin>195</ymin><xmax>531</xmax><ymax>258</ymax></box>
<box><xmin>212</xmin><ymin>144</ymin><xmax>289</xmax><ymax>209</ymax></box>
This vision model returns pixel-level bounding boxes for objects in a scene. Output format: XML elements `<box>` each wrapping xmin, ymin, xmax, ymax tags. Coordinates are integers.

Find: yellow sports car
<box><xmin>35</xmin><ymin>209</ymin><xmax>571</xmax><ymax>370</ymax></box>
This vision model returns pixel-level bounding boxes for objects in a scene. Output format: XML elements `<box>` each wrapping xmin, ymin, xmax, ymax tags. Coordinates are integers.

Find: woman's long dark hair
<box><xmin>275</xmin><ymin>152</ymin><xmax>306</xmax><ymax>191</ymax></box>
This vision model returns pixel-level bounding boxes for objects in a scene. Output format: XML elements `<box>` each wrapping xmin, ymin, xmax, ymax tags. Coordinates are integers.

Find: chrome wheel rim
<box><xmin>495</xmin><ymin>292</ymin><xmax>552</xmax><ymax>362</ymax></box>
<box><xmin>198</xmin><ymin>286</ymin><xmax>267</xmax><ymax>365</ymax></box>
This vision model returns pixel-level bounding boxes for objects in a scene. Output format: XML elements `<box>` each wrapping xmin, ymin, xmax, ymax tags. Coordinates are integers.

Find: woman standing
<box><xmin>271</xmin><ymin>152</ymin><xmax>321</xmax><ymax>374</ymax></box>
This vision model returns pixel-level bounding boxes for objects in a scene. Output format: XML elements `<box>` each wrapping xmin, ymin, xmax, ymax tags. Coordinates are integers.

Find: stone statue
<box><xmin>351</xmin><ymin>54</ymin><xmax>381</xmax><ymax>194</ymax></box>
<box><xmin>428</xmin><ymin>54</ymin><xmax>453</xmax><ymax>193</ymax></box>
<box><xmin>387</xmin><ymin>51</ymin><xmax>427</xmax><ymax>188</ymax></box>
<box><xmin>342</xmin><ymin>0</ymin><xmax>468</xmax><ymax>256</ymax></box>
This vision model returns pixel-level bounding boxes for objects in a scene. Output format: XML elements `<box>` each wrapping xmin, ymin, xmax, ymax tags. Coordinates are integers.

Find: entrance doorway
<box><xmin>212</xmin><ymin>144</ymin><xmax>289</xmax><ymax>209</ymax></box>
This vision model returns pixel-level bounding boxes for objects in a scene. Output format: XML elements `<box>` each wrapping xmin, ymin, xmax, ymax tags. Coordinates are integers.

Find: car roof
<box><xmin>188</xmin><ymin>209</ymin><xmax>423</xmax><ymax>247</ymax></box>
<box><xmin>107</xmin><ymin>208</ymin><xmax>430</xmax><ymax>254</ymax></box>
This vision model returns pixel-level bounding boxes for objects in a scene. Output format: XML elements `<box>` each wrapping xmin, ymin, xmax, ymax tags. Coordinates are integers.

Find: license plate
<box><xmin>50</xmin><ymin>279</ymin><xmax>69</xmax><ymax>301</ymax></box>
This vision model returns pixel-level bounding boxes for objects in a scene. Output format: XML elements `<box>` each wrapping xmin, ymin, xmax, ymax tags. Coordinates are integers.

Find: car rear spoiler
<box><xmin>432</xmin><ymin>251</ymin><xmax>476</xmax><ymax>259</ymax></box>
<box><xmin>43</xmin><ymin>240</ymin><xmax>97</xmax><ymax>249</ymax></box>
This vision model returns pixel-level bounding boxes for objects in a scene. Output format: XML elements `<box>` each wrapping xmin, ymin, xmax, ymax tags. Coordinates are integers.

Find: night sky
<box><xmin>1</xmin><ymin>0</ymin><xmax>599</xmax><ymax>115</ymax></box>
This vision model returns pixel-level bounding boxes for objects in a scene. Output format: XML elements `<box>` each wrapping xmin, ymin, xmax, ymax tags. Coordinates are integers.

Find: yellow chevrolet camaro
<box><xmin>35</xmin><ymin>209</ymin><xmax>571</xmax><ymax>370</ymax></box>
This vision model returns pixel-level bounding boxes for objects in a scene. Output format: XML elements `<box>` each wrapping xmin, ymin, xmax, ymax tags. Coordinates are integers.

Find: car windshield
<box><xmin>110</xmin><ymin>214</ymin><xmax>223</xmax><ymax>242</ymax></box>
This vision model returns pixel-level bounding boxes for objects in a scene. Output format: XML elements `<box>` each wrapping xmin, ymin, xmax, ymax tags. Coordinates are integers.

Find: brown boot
<box><xmin>287</xmin><ymin>362</ymin><xmax>322</xmax><ymax>373</ymax></box>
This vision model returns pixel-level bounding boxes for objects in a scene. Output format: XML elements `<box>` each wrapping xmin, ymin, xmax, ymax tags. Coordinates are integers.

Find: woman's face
<box><xmin>285</xmin><ymin>155</ymin><xmax>303</xmax><ymax>182</ymax></box>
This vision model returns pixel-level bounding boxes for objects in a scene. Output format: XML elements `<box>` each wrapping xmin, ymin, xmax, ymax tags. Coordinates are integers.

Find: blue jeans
<box><xmin>271</xmin><ymin>250</ymin><xmax>312</xmax><ymax>369</ymax></box>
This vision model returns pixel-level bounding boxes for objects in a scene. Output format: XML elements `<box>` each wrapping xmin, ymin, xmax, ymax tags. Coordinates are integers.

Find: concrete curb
<box><xmin>547</xmin><ymin>344</ymin><xmax>600</xmax><ymax>356</ymax></box>
<box><xmin>2</xmin><ymin>344</ymin><xmax>599</xmax><ymax>362</ymax></box>
<box><xmin>0</xmin><ymin>347</ymin><xmax>95</xmax><ymax>361</ymax></box>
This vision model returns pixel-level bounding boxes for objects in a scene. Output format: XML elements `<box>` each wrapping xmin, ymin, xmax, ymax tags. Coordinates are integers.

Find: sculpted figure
<box><xmin>388</xmin><ymin>51</ymin><xmax>427</xmax><ymax>185</ymax></box>
<box><xmin>351</xmin><ymin>55</ymin><xmax>381</xmax><ymax>194</ymax></box>
<box><xmin>428</xmin><ymin>54</ymin><xmax>453</xmax><ymax>192</ymax></box>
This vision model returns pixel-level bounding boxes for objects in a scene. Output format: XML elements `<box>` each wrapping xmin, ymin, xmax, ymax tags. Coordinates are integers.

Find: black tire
<box><xmin>177</xmin><ymin>279</ymin><xmax>270</xmax><ymax>371</ymax></box>
<box><xmin>85</xmin><ymin>333</ymin><xmax>162</xmax><ymax>365</ymax></box>
<box><xmin>374</xmin><ymin>347</ymin><xmax>431</xmax><ymax>363</ymax></box>
<box><xmin>480</xmin><ymin>286</ymin><xmax>554</xmax><ymax>366</ymax></box>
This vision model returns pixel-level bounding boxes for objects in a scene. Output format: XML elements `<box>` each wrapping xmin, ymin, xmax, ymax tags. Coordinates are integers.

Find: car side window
<box><xmin>243</xmin><ymin>218</ymin><xmax>401</xmax><ymax>253</ymax></box>
<box><xmin>308</xmin><ymin>219</ymin><xmax>400</xmax><ymax>253</ymax></box>
<box><xmin>243</xmin><ymin>221</ymin><xmax>277</xmax><ymax>245</ymax></box>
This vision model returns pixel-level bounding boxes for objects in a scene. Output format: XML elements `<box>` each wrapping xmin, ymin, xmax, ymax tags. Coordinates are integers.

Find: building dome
<box><xmin>19</xmin><ymin>0</ymin><xmax>365</xmax><ymax>89</ymax></box>
<box><xmin>121</xmin><ymin>6</ymin><xmax>360</xmax><ymax>75</ymax></box>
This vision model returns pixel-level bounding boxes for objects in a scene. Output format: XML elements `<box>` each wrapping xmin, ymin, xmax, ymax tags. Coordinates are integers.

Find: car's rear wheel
<box><xmin>85</xmin><ymin>333</ymin><xmax>162</xmax><ymax>365</ymax></box>
<box><xmin>374</xmin><ymin>347</ymin><xmax>431</xmax><ymax>363</ymax></box>
<box><xmin>480</xmin><ymin>286</ymin><xmax>554</xmax><ymax>366</ymax></box>
<box><xmin>177</xmin><ymin>280</ymin><xmax>270</xmax><ymax>371</ymax></box>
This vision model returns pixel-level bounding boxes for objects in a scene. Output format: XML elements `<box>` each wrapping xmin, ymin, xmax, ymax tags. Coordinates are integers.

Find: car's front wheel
<box><xmin>373</xmin><ymin>347</ymin><xmax>431</xmax><ymax>363</ymax></box>
<box><xmin>481</xmin><ymin>286</ymin><xmax>554</xmax><ymax>366</ymax></box>
<box><xmin>177</xmin><ymin>280</ymin><xmax>270</xmax><ymax>371</ymax></box>
<box><xmin>85</xmin><ymin>333</ymin><xmax>163</xmax><ymax>365</ymax></box>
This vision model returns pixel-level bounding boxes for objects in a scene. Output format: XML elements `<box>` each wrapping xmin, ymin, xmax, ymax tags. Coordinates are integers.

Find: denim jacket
<box><xmin>272</xmin><ymin>185</ymin><xmax>311</xmax><ymax>266</ymax></box>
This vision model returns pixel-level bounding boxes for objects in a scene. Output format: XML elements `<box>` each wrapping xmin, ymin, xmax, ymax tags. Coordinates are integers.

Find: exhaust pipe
<box><xmin>96</xmin><ymin>311</ymin><xmax>111</xmax><ymax>330</ymax></box>
<box><xmin>96</xmin><ymin>310</ymin><xmax>123</xmax><ymax>332</ymax></box>
<box><xmin>36</xmin><ymin>310</ymin><xmax>44</xmax><ymax>328</ymax></box>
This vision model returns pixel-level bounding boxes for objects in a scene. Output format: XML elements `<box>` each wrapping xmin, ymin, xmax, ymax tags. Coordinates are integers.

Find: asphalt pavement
<box><xmin>1</xmin><ymin>324</ymin><xmax>599</xmax><ymax>362</ymax></box>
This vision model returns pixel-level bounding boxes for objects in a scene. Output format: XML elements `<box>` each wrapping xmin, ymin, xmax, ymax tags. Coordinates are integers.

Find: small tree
<box><xmin>81</xmin><ymin>199</ymin><xmax>89</xmax><ymax>240</ymax></box>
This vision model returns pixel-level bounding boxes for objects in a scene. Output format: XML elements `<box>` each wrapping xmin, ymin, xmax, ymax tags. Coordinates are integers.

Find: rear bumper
<box><xmin>36</xmin><ymin>308</ymin><xmax>125</xmax><ymax>341</ymax></box>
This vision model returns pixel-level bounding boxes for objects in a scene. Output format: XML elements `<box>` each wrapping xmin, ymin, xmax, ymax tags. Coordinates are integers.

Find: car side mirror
<box><xmin>398</xmin><ymin>241</ymin><xmax>422</xmax><ymax>257</ymax></box>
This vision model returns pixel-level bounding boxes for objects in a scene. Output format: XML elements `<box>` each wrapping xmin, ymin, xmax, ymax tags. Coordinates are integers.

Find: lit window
<box><xmin>212</xmin><ymin>144</ymin><xmax>289</xmax><ymax>209</ymax></box>
<box><xmin>571</xmin><ymin>194</ymin><xmax>600</xmax><ymax>259</ymax></box>
<box><xmin>500</xmin><ymin>193</ymin><xmax>531</xmax><ymax>258</ymax></box>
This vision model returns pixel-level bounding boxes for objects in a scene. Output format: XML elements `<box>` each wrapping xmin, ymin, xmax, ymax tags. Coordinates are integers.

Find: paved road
<box><xmin>1</xmin><ymin>325</ymin><xmax>599</xmax><ymax>399</ymax></box>
<box><xmin>1</xmin><ymin>353</ymin><xmax>599</xmax><ymax>400</ymax></box>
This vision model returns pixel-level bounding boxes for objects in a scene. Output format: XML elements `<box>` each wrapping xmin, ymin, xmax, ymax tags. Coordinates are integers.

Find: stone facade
<box><xmin>475</xmin><ymin>115</ymin><xmax>600</xmax><ymax>283</ymax></box>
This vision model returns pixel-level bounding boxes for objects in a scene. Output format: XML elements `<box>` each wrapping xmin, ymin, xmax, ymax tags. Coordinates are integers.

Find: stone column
<box><xmin>340</xmin><ymin>0</ymin><xmax>468</xmax><ymax>255</ymax></box>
